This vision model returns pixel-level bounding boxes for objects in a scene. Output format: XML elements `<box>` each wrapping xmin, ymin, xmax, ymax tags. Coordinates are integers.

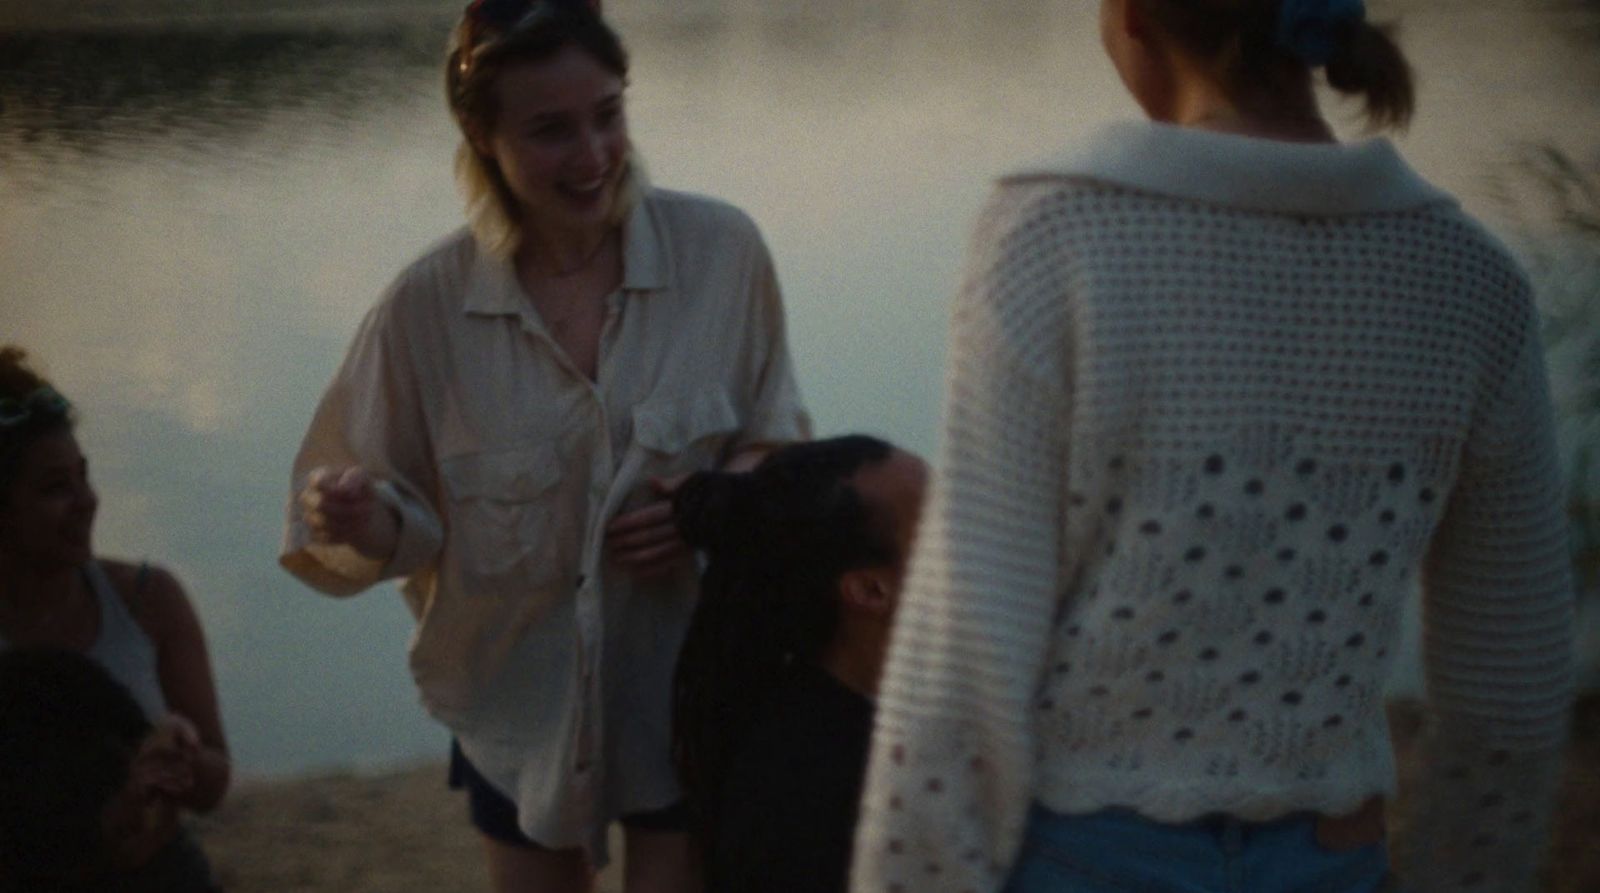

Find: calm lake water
<box><xmin>3</xmin><ymin>0</ymin><xmax>1598</xmax><ymax>775</ymax></box>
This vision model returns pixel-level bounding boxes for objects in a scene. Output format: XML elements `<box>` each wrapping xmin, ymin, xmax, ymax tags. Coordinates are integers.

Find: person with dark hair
<box><xmin>279</xmin><ymin>1</ymin><xmax>808</xmax><ymax>890</ymax></box>
<box><xmin>0</xmin><ymin>347</ymin><xmax>227</xmax><ymax>892</ymax></box>
<box><xmin>671</xmin><ymin>436</ymin><xmax>927</xmax><ymax>893</ymax></box>
<box><xmin>0</xmin><ymin>647</ymin><xmax>213</xmax><ymax>892</ymax></box>
<box><xmin>851</xmin><ymin>3</ymin><xmax>1573</xmax><ymax>893</ymax></box>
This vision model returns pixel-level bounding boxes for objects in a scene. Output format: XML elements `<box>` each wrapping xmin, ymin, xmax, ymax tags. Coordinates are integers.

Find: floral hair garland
<box><xmin>0</xmin><ymin>387</ymin><xmax>71</xmax><ymax>476</ymax></box>
<box><xmin>0</xmin><ymin>387</ymin><xmax>70</xmax><ymax>430</ymax></box>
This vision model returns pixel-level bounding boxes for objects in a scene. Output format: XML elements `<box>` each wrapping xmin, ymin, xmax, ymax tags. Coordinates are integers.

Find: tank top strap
<box><xmin>84</xmin><ymin>560</ymin><xmax>142</xmax><ymax>635</ymax></box>
<box><xmin>82</xmin><ymin>560</ymin><xmax>168</xmax><ymax>719</ymax></box>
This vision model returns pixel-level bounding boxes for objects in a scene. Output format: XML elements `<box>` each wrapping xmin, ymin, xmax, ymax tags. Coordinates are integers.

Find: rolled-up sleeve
<box><xmin>279</xmin><ymin>294</ymin><xmax>443</xmax><ymax>596</ymax></box>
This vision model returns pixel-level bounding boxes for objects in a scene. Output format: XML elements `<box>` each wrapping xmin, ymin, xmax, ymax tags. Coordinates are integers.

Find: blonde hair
<box><xmin>454</xmin><ymin>140</ymin><xmax>646</xmax><ymax>260</ymax></box>
<box><xmin>444</xmin><ymin>1</ymin><xmax>643</xmax><ymax>258</ymax></box>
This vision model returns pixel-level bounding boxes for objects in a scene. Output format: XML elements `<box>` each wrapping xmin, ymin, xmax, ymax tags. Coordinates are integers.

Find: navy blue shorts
<box><xmin>447</xmin><ymin>740</ymin><xmax>689</xmax><ymax>848</ymax></box>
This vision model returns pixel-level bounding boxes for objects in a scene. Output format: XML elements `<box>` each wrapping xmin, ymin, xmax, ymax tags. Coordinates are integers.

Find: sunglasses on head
<box><xmin>460</xmin><ymin>0</ymin><xmax>603</xmax><ymax>65</ymax></box>
<box><xmin>0</xmin><ymin>388</ymin><xmax>70</xmax><ymax>429</ymax></box>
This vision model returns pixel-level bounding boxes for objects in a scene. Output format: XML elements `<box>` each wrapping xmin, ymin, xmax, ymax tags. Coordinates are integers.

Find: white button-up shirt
<box><xmin>281</xmin><ymin>188</ymin><xmax>810</xmax><ymax>856</ymax></box>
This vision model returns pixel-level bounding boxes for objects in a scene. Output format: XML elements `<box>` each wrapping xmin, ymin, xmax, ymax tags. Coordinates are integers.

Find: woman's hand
<box><xmin>132</xmin><ymin>715</ymin><xmax>201</xmax><ymax>802</ymax></box>
<box><xmin>299</xmin><ymin>465</ymin><xmax>400</xmax><ymax>562</ymax></box>
<box><xmin>136</xmin><ymin>564</ymin><xmax>234</xmax><ymax>813</ymax></box>
<box><xmin>606</xmin><ymin>475</ymin><xmax>691</xmax><ymax>579</ymax></box>
<box><xmin>606</xmin><ymin>450</ymin><xmax>771</xmax><ymax>579</ymax></box>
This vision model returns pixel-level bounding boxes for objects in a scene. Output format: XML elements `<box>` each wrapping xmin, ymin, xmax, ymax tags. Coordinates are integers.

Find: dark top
<box><xmin>4</xmin><ymin>830</ymin><xmax>217</xmax><ymax>893</ymax></box>
<box><xmin>709</xmin><ymin>664</ymin><xmax>875</xmax><ymax>893</ymax></box>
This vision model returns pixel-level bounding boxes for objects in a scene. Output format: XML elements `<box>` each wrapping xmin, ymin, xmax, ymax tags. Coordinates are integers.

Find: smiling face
<box><xmin>476</xmin><ymin>44</ymin><xmax>630</xmax><ymax>242</ymax></box>
<box><xmin>0</xmin><ymin>429</ymin><xmax>98</xmax><ymax>569</ymax></box>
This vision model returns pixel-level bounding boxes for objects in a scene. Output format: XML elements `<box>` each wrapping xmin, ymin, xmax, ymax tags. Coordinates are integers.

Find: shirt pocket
<box><xmin>439</xmin><ymin>446</ymin><xmax>565</xmax><ymax>597</ymax></box>
<box><xmin>632</xmin><ymin>386</ymin><xmax>743</xmax><ymax>475</ymax></box>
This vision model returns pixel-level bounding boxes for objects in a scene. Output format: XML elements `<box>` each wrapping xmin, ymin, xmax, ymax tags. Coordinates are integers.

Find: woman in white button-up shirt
<box><xmin>279</xmin><ymin>2</ymin><xmax>808</xmax><ymax>890</ymax></box>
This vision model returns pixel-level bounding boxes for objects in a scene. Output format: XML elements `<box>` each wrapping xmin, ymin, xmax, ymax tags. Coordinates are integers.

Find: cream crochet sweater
<box><xmin>851</xmin><ymin>122</ymin><xmax>1573</xmax><ymax>893</ymax></box>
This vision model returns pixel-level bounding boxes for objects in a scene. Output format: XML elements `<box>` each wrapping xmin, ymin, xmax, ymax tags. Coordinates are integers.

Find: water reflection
<box><xmin>0</xmin><ymin>26</ymin><xmax>447</xmax><ymax>197</ymax></box>
<box><xmin>2</xmin><ymin>0</ymin><xmax>1598</xmax><ymax>774</ymax></box>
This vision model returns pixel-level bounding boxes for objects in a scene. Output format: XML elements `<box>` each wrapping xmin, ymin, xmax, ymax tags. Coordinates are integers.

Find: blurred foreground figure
<box><xmin>850</xmin><ymin>2</ymin><xmax>1574</xmax><ymax>892</ymax></box>
<box><xmin>0</xmin><ymin>647</ymin><xmax>217</xmax><ymax>893</ymax></box>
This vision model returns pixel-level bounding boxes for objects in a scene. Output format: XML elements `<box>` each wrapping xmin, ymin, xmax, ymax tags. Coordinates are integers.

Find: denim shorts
<box><xmin>1002</xmin><ymin>804</ymin><xmax>1391</xmax><ymax>893</ymax></box>
<box><xmin>447</xmin><ymin>740</ymin><xmax>688</xmax><ymax>849</ymax></box>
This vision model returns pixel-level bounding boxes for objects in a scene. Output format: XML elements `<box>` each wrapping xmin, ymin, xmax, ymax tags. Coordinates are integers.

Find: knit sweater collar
<box><xmin>1007</xmin><ymin>120</ymin><xmax>1455</xmax><ymax>216</ymax></box>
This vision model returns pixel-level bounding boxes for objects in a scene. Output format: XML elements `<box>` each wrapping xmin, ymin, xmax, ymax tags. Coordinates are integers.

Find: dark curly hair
<box><xmin>0</xmin><ymin>647</ymin><xmax>152</xmax><ymax>886</ymax></box>
<box><xmin>670</xmin><ymin>435</ymin><xmax>897</xmax><ymax>865</ymax></box>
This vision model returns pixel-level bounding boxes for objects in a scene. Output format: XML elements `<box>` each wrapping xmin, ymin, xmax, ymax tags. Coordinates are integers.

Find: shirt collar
<box><xmin>1005</xmin><ymin>120</ymin><xmax>1455</xmax><ymax>216</ymax></box>
<box><xmin>621</xmin><ymin>191</ymin><xmax>673</xmax><ymax>292</ymax></box>
<box><xmin>463</xmin><ymin>190</ymin><xmax>674</xmax><ymax>318</ymax></box>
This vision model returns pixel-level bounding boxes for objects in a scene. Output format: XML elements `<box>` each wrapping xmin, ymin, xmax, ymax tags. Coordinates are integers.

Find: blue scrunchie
<box><xmin>1276</xmin><ymin>0</ymin><xmax>1366</xmax><ymax>67</ymax></box>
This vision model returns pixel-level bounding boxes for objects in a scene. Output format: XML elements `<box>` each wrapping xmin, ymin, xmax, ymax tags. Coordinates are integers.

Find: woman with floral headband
<box><xmin>851</xmin><ymin>1</ymin><xmax>1572</xmax><ymax>892</ymax></box>
<box><xmin>0</xmin><ymin>346</ymin><xmax>230</xmax><ymax>892</ymax></box>
<box><xmin>279</xmin><ymin>1</ymin><xmax>808</xmax><ymax>890</ymax></box>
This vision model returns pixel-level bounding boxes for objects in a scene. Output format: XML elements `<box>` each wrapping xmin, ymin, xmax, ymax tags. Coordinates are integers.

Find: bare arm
<box><xmin>124</xmin><ymin>564</ymin><xmax>231</xmax><ymax>813</ymax></box>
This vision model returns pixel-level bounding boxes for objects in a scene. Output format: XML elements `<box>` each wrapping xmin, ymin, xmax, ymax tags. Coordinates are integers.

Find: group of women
<box><xmin>0</xmin><ymin>0</ymin><xmax>1575</xmax><ymax>891</ymax></box>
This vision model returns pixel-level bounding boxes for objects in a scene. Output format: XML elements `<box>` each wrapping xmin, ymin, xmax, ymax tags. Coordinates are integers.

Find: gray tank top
<box><xmin>0</xmin><ymin>561</ymin><xmax>168</xmax><ymax>720</ymax></box>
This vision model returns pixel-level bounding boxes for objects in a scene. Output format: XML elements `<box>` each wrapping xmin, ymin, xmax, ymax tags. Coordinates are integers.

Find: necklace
<box><xmin>537</xmin><ymin>291</ymin><xmax>603</xmax><ymax>334</ymax></box>
<box><xmin>520</xmin><ymin>232</ymin><xmax>620</xmax><ymax>334</ymax></box>
<box><xmin>531</xmin><ymin>231</ymin><xmax>615</xmax><ymax>279</ymax></box>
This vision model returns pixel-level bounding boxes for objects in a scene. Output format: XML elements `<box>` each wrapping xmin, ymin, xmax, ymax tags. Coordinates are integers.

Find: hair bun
<box><xmin>672</xmin><ymin>471</ymin><xmax>754</xmax><ymax>554</ymax></box>
<box><xmin>1323</xmin><ymin>19</ymin><xmax>1415</xmax><ymax>129</ymax></box>
<box><xmin>0</xmin><ymin>346</ymin><xmax>49</xmax><ymax>403</ymax></box>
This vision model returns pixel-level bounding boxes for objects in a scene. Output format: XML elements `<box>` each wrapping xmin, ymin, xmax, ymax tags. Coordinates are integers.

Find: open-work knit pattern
<box><xmin>852</xmin><ymin>174</ymin><xmax>1573</xmax><ymax>893</ymax></box>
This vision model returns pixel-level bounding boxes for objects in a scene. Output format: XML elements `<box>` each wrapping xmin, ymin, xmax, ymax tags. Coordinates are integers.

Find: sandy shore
<box><xmin>195</xmin><ymin>699</ymin><xmax>1598</xmax><ymax>893</ymax></box>
<box><xmin>194</xmin><ymin>760</ymin><xmax>496</xmax><ymax>893</ymax></box>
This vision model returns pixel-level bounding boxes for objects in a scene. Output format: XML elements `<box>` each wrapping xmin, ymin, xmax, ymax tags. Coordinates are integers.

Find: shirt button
<box><xmin>575</xmin><ymin>760</ymin><xmax>591</xmax><ymax>774</ymax></box>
